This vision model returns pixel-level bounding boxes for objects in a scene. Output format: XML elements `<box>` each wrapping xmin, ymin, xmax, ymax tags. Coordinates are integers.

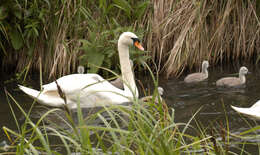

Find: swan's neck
<box><xmin>202</xmin><ymin>66</ymin><xmax>208</xmax><ymax>78</ymax></box>
<box><xmin>239</xmin><ymin>74</ymin><xmax>246</xmax><ymax>84</ymax></box>
<box><xmin>118</xmin><ymin>43</ymin><xmax>139</xmax><ymax>98</ymax></box>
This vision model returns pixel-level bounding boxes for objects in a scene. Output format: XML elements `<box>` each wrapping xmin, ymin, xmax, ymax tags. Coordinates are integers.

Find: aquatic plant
<box><xmin>145</xmin><ymin>0</ymin><xmax>260</xmax><ymax>77</ymax></box>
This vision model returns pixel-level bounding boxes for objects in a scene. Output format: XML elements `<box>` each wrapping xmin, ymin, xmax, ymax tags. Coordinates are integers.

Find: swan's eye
<box><xmin>131</xmin><ymin>38</ymin><xmax>141</xmax><ymax>44</ymax></box>
<box><xmin>131</xmin><ymin>38</ymin><xmax>144</xmax><ymax>51</ymax></box>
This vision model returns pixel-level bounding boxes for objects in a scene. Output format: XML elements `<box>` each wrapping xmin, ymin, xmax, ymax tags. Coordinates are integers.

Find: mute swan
<box><xmin>216</xmin><ymin>66</ymin><xmax>248</xmax><ymax>88</ymax></box>
<box><xmin>184</xmin><ymin>61</ymin><xmax>209</xmax><ymax>83</ymax></box>
<box><xmin>110</xmin><ymin>60</ymin><xmax>133</xmax><ymax>90</ymax></box>
<box><xmin>231</xmin><ymin>101</ymin><xmax>260</xmax><ymax>120</ymax></box>
<box><xmin>19</xmin><ymin>32</ymin><xmax>144</xmax><ymax>109</ymax></box>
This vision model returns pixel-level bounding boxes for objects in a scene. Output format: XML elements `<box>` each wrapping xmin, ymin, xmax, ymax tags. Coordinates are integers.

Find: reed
<box><xmin>1</xmin><ymin>0</ymin><xmax>260</xmax><ymax>78</ymax></box>
<box><xmin>145</xmin><ymin>0</ymin><xmax>260</xmax><ymax>77</ymax></box>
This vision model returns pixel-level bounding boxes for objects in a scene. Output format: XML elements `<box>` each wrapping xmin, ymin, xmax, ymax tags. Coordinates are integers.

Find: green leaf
<box><xmin>0</xmin><ymin>7</ymin><xmax>8</xmax><ymax>20</ymax></box>
<box><xmin>85</xmin><ymin>51</ymin><xmax>105</xmax><ymax>73</ymax></box>
<box><xmin>79</xmin><ymin>39</ymin><xmax>105</xmax><ymax>73</ymax></box>
<box><xmin>9</xmin><ymin>28</ymin><xmax>23</xmax><ymax>50</ymax></box>
<box><xmin>112</xmin><ymin>0</ymin><xmax>132</xmax><ymax>17</ymax></box>
<box><xmin>134</xmin><ymin>1</ymin><xmax>150</xmax><ymax>20</ymax></box>
<box><xmin>13</xmin><ymin>10</ymin><xmax>22</xmax><ymax>20</ymax></box>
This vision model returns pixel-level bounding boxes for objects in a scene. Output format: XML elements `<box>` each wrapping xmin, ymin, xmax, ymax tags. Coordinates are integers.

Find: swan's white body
<box><xmin>19</xmin><ymin>32</ymin><xmax>144</xmax><ymax>109</ymax></box>
<box><xmin>231</xmin><ymin>101</ymin><xmax>260</xmax><ymax>120</ymax></box>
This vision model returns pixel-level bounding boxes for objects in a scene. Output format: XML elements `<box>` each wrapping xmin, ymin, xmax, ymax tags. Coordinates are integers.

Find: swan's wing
<box><xmin>74</xmin><ymin>76</ymin><xmax>132</xmax><ymax>104</ymax></box>
<box><xmin>42</xmin><ymin>74</ymin><xmax>131</xmax><ymax>105</ymax></box>
<box><xmin>110</xmin><ymin>78</ymin><xmax>124</xmax><ymax>89</ymax></box>
<box><xmin>42</xmin><ymin>74</ymin><xmax>103</xmax><ymax>93</ymax></box>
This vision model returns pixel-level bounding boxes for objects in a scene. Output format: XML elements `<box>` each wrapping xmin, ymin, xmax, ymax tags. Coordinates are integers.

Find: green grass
<box><xmin>1</xmin><ymin>55</ymin><xmax>260</xmax><ymax>155</ymax></box>
<box><xmin>3</xmin><ymin>83</ymin><xmax>260</xmax><ymax>154</ymax></box>
<box><xmin>2</xmin><ymin>62</ymin><xmax>260</xmax><ymax>154</ymax></box>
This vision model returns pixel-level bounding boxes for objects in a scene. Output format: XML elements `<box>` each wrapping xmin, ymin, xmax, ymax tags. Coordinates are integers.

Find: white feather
<box><xmin>231</xmin><ymin>100</ymin><xmax>260</xmax><ymax>120</ymax></box>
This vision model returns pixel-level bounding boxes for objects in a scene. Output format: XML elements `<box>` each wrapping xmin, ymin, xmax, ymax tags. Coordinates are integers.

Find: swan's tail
<box><xmin>18</xmin><ymin>85</ymin><xmax>65</xmax><ymax>107</ymax></box>
<box><xmin>18</xmin><ymin>85</ymin><xmax>41</xmax><ymax>99</ymax></box>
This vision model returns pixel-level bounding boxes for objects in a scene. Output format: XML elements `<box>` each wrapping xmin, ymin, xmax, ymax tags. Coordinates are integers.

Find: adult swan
<box><xmin>19</xmin><ymin>32</ymin><xmax>144</xmax><ymax>109</ymax></box>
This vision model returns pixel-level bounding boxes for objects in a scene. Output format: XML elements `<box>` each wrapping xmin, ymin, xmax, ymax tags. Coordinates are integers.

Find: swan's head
<box><xmin>239</xmin><ymin>66</ymin><xmax>248</xmax><ymax>75</ymax></box>
<box><xmin>202</xmin><ymin>60</ymin><xmax>209</xmax><ymax>69</ymax></box>
<box><xmin>118</xmin><ymin>32</ymin><xmax>144</xmax><ymax>51</ymax></box>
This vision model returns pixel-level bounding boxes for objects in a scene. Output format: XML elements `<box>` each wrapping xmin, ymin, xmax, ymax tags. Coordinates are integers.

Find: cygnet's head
<box><xmin>202</xmin><ymin>60</ymin><xmax>209</xmax><ymax>69</ymax></box>
<box><xmin>77</xmin><ymin>65</ymin><xmax>85</xmax><ymax>74</ymax></box>
<box><xmin>118</xmin><ymin>32</ymin><xmax>144</xmax><ymax>51</ymax></box>
<box><xmin>239</xmin><ymin>66</ymin><xmax>248</xmax><ymax>75</ymax></box>
<box><xmin>158</xmin><ymin>87</ymin><xmax>164</xmax><ymax>96</ymax></box>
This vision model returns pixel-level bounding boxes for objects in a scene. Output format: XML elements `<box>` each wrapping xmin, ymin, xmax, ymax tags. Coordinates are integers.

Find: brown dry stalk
<box><xmin>3</xmin><ymin>0</ymin><xmax>260</xmax><ymax>79</ymax></box>
<box><xmin>145</xmin><ymin>0</ymin><xmax>260</xmax><ymax>78</ymax></box>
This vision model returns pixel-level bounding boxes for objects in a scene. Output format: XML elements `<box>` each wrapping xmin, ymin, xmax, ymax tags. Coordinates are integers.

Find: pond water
<box><xmin>1</xmin><ymin>64</ymin><xmax>260</xmax><ymax>153</ymax></box>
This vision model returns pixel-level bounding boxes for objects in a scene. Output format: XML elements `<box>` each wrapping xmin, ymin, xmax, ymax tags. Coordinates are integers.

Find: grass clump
<box><xmin>3</xmin><ymin>86</ymin><xmax>259</xmax><ymax>154</ymax></box>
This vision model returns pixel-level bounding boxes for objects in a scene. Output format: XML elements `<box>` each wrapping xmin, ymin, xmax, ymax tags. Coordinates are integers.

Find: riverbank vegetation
<box><xmin>1</xmin><ymin>0</ymin><xmax>260</xmax><ymax>78</ymax></box>
<box><xmin>3</xmin><ymin>85</ymin><xmax>260</xmax><ymax>154</ymax></box>
<box><xmin>2</xmin><ymin>0</ymin><xmax>260</xmax><ymax>154</ymax></box>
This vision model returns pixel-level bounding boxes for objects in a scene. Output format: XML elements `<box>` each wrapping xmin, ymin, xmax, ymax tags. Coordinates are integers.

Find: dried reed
<box><xmin>145</xmin><ymin>0</ymin><xmax>260</xmax><ymax>78</ymax></box>
<box><xmin>2</xmin><ymin>0</ymin><xmax>260</xmax><ymax>79</ymax></box>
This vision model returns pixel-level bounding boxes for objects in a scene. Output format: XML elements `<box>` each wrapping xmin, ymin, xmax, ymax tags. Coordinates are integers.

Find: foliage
<box><xmin>0</xmin><ymin>0</ymin><xmax>150</xmax><ymax>79</ymax></box>
<box><xmin>0</xmin><ymin>0</ymin><xmax>49</xmax><ymax>52</ymax></box>
<box><xmin>0</xmin><ymin>87</ymin><xmax>212</xmax><ymax>154</ymax></box>
<box><xmin>3</xmin><ymin>86</ymin><xmax>260</xmax><ymax>154</ymax></box>
<box><xmin>1</xmin><ymin>0</ymin><xmax>260</xmax><ymax>78</ymax></box>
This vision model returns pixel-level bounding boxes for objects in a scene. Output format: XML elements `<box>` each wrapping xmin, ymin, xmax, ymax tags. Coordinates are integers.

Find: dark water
<box><xmin>1</xmin><ymin>64</ymin><xmax>260</xmax><ymax>153</ymax></box>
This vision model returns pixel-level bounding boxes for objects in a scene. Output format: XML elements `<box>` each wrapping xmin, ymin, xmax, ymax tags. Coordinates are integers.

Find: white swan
<box><xmin>19</xmin><ymin>32</ymin><xmax>144</xmax><ymax>109</ymax></box>
<box><xmin>231</xmin><ymin>101</ymin><xmax>260</xmax><ymax>120</ymax></box>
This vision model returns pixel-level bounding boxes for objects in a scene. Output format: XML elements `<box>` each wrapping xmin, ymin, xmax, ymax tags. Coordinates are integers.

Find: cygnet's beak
<box><xmin>134</xmin><ymin>41</ymin><xmax>144</xmax><ymax>51</ymax></box>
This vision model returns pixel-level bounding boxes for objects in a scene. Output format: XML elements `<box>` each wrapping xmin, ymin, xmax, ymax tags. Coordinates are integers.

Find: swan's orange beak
<box><xmin>134</xmin><ymin>41</ymin><xmax>144</xmax><ymax>51</ymax></box>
